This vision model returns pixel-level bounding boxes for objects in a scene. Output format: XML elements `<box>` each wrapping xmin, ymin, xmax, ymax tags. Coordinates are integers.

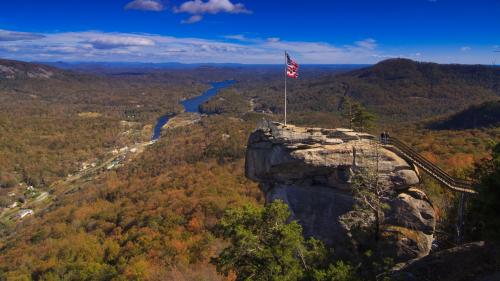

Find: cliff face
<box><xmin>245</xmin><ymin>121</ymin><xmax>436</xmax><ymax>262</ymax></box>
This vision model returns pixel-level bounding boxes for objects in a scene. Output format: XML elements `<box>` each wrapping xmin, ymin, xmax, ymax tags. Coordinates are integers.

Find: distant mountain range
<box><xmin>2</xmin><ymin>57</ymin><xmax>500</xmax><ymax>126</ymax></box>
<box><xmin>37</xmin><ymin>61</ymin><xmax>370</xmax><ymax>72</ymax></box>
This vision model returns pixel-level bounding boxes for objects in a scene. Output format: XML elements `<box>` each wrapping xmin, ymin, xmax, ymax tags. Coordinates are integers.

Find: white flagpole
<box><xmin>284</xmin><ymin>51</ymin><xmax>287</xmax><ymax>126</ymax></box>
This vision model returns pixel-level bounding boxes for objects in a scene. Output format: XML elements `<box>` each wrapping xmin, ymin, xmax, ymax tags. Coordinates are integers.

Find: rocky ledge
<box><xmin>245</xmin><ymin>121</ymin><xmax>436</xmax><ymax>262</ymax></box>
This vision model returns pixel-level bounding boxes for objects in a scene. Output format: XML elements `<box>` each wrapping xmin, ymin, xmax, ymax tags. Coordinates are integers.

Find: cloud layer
<box><xmin>1</xmin><ymin>29</ymin><xmax>492</xmax><ymax>64</ymax></box>
<box><xmin>0</xmin><ymin>29</ymin><xmax>386</xmax><ymax>64</ymax></box>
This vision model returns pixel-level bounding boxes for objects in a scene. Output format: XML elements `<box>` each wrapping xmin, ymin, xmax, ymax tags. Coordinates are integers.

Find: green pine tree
<box><xmin>338</xmin><ymin>96</ymin><xmax>376</xmax><ymax>131</ymax></box>
<box><xmin>212</xmin><ymin>200</ymin><xmax>359</xmax><ymax>281</ymax></box>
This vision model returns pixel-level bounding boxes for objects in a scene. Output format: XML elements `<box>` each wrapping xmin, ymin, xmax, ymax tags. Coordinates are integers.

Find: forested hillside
<box><xmin>0</xmin><ymin>59</ymin><xmax>260</xmax><ymax>280</ymax></box>
<box><xmin>338</xmin><ymin>59</ymin><xmax>500</xmax><ymax>121</ymax></box>
<box><xmin>429</xmin><ymin>100</ymin><xmax>500</xmax><ymax>130</ymax></box>
<box><xmin>0</xmin><ymin>116</ymin><xmax>262</xmax><ymax>280</ymax></box>
<box><xmin>0</xmin><ymin>59</ymin><xmax>208</xmax><ymax>188</ymax></box>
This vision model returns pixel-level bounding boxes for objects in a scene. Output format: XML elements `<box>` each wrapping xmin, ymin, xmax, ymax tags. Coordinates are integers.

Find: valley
<box><xmin>0</xmin><ymin>77</ymin><xmax>236</xmax><ymax>233</ymax></box>
<box><xmin>0</xmin><ymin>58</ymin><xmax>499</xmax><ymax>280</ymax></box>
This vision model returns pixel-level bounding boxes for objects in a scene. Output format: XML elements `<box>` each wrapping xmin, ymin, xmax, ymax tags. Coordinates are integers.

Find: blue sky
<box><xmin>0</xmin><ymin>0</ymin><xmax>499</xmax><ymax>64</ymax></box>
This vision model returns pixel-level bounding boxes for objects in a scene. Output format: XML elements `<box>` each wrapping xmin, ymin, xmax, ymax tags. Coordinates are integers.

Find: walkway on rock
<box><xmin>385</xmin><ymin>136</ymin><xmax>477</xmax><ymax>194</ymax></box>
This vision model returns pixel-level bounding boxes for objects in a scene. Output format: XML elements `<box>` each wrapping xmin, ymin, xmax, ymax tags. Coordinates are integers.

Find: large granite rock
<box><xmin>245</xmin><ymin>121</ymin><xmax>436</xmax><ymax>262</ymax></box>
<box><xmin>379</xmin><ymin>188</ymin><xmax>435</xmax><ymax>261</ymax></box>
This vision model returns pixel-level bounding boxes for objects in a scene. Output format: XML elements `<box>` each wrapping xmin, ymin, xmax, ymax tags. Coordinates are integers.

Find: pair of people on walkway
<box><xmin>380</xmin><ymin>131</ymin><xmax>390</xmax><ymax>145</ymax></box>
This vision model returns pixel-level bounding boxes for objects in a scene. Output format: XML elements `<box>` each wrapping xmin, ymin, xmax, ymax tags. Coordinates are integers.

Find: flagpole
<box><xmin>284</xmin><ymin>51</ymin><xmax>287</xmax><ymax>126</ymax></box>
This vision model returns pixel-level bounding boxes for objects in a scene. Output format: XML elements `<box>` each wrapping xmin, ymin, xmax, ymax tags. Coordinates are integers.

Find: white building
<box><xmin>8</xmin><ymin>201</ymin><xmax>18</xmax><ymax>208</ymax></box>
<box><xmin>16</xmin><ymin>209</ymin><xmax>34</xmax><ymax>219</ymax></box>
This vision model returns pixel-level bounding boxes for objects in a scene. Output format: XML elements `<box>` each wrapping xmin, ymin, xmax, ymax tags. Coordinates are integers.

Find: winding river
<box><xmin>151</xmin><ymin>80</ymin><xmax>235</xmax><ymax>141</ymax></box>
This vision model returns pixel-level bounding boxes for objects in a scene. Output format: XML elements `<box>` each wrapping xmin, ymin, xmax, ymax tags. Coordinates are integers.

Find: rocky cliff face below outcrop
<box><xmin>245</xmin><ymin>121</ymin><xmax>436</xmax><ymax>262</ymax></box>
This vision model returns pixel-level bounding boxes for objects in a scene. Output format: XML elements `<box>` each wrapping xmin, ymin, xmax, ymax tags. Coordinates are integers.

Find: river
<box><xmin>151</xmin><ymin>80</ymin><xmax>235</xmax><ymax>141</ymax></box>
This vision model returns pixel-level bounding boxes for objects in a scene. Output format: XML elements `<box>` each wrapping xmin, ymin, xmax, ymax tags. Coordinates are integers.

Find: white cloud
<box><xmin>125</xmin><ymin>0</ymin><xmax>164</xmax><ymax>11</ymax></box>
<box><xmin>176</xmin><ymin>0</ymin><xmax>250</xmax><ymax>14</ymax></box>
<box><xmin>224</xmin><ymin>34</ymin><xmax>247</xmax><ymax>41</ymax></box>
<box><xmin>0</xmin><ymin>46</ymin><xmax>20</xmax><ymax>52</ymax></box>
<box><xmin>0</xmin><ymin>30</ymin><xmax>45</xmax><ymax>41</ymax></box>
<box><xmin>223</xmin><ymin>34</ymin><xmax>274</xmax><ymax>44</ymax></box>
<box><xmin>175</xmin><ymin>0</ymin><xmax>250</xmax><ymax>22</ymax></box>
<box><xmin>182</xmin><ymin>15</ymin><xmax>203</xmax><ymax>24</ymax></box>
<box><xmin>461</xmin><ymin>46</ymin><xmax>471</xmax><ymax>51</ymax></box>
<box><xmin>355</xmin><ymin>38</ymin><xmax>377</xmax><ymax>50</ymax></box>
<box><xmin>86</xmin><ymin>36</ymin><xmax>155</xmax><ymax>49</ymax></box>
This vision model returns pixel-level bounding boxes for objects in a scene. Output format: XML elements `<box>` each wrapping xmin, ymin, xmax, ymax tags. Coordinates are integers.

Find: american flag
<box><xmin>286</xmin><ymin>52</ymin><xmax>299</xmax><ymax>79</ymax></box>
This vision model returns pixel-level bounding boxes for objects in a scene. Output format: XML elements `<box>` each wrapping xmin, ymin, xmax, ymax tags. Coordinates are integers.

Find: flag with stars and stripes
<box><xmin>286</xmin><ymin>52</ymin><xmax>299</xmax><ymax>79</ymax></box>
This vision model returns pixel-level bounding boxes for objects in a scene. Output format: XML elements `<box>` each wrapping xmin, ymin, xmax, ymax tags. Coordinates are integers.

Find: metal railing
<box><xmin>385</xmin><ymin>137</ymin><xmax>476</xmax><ymax>194</ymax></box>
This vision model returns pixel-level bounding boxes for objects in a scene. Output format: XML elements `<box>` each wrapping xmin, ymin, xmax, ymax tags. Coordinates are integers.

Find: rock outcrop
<box><xmin>245</xmin><ymin>121</ymin><xmax>436</xmax><ymax>262</ymax></box>
<box><xmin>0</xmin><ymin>59</ymin><xmax>54</xmax><ymax>80</ymax></box>
<box><xmin>392</xmin><ymin>241</ymin><xmax>500</xmax><ymax>281</ymax></box>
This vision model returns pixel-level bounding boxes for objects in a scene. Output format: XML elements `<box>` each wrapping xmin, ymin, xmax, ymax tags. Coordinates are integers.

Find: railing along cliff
<box><xmin>385</xmin><ymin>137</ymin><xmax>477</xmax><ymax>194</ymax></box>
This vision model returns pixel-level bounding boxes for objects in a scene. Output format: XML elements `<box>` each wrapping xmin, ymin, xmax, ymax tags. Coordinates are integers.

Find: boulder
<box><xmin>379</xmin><ymin>188</ymin><xmax>435</xmax><ymax>262</ymax></box>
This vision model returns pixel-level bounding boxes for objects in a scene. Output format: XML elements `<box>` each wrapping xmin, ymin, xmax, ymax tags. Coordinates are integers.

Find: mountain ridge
<box><xmin>336</xmin><ymin>58</ymin><xmax>500</xmax><ymax>121</ymax></box>
<box><xmin>428</xmin><ymin>99</ymin><xmax>500</xmax><ymax>130</ymax></box>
